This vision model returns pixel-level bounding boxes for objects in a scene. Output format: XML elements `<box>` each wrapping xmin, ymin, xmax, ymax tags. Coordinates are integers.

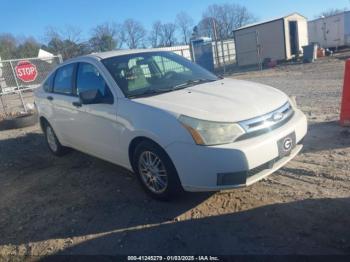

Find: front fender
<box><xmin>116</xmin><ymin>99</ymin><xmax>194</xmax><ymax>169</ymax></box>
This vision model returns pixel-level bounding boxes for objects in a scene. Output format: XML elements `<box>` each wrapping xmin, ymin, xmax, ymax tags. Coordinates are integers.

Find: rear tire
<box><xmin>43</xmin><ymin>122</ymin><xmax>70</xmax><ymax>156</ymax></box>
<box><xmin>133</xmin><ymin>140</ymin><xmax>183</xmax><ymax>200</ymax></box>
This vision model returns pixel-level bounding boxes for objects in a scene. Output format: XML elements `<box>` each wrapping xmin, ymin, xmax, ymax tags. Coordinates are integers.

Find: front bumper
<box><xmin>165</xmin><ymin>109</ymin><xmax>307</xmax><ymax>192</ymax></box>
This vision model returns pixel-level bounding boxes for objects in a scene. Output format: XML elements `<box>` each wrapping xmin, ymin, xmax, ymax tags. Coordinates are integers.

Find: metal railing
<box><xmin>154</xmin><ymin>41</ymin><xmax>237</xmax><ymax>72</ymax></box>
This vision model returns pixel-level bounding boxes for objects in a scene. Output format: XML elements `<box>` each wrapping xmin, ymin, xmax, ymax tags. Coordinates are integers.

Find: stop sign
<box><xmin>15</xmin><ymin>61</ymin><xmax>38</xmax><ymax>82</ymax></box>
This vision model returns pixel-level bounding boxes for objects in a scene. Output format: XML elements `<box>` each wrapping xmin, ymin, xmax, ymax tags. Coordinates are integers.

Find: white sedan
<box><xmin>34</xmin><ymin>50</ymin><xmax>307</xmax><ymax>200</ymax></box>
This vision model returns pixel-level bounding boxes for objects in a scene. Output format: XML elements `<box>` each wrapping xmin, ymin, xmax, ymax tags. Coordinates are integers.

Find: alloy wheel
<box><xmin>46</xmin><ymin>126</ymin><xmax>58</xmax><ymax>152</ymax></box>
<box><xmin>138</xmin><ymin>151</ymin><xmax>168</xmax><ymax>194</ymax></box>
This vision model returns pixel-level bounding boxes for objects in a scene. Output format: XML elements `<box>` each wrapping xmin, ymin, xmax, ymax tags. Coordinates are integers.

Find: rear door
<box><xmin>49</xmin><ymin>63</ymin><xmax>78</xmax><ymax>146</ymax></box>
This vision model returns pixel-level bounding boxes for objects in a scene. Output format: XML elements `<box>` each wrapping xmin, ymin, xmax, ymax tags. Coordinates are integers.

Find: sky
<box><xmin>0</xmin><ymin>0</ymin><xmax>349</xmax><ymax>42</ymax></box>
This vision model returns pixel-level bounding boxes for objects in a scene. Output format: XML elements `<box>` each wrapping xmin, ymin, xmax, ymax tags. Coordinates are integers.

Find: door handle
<box><xmin>72</xmin><ymin>101</ymin><xmax>82</xmax><ymax>107</ymax></box>
<box><xmin>47</xmin><ymin>96</ymin><xmax>53</xmax><ymax>101</ymax></box>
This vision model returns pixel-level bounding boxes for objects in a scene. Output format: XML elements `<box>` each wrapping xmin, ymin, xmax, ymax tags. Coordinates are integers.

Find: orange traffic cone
<box><xmin>340</xmin><ymin>59</ymin><xmax>350</xmax><ymax>126</ymax></box>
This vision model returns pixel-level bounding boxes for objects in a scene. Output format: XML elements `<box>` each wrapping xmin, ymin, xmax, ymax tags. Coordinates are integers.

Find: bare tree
<box><xmin>45</xmin><ymin>26</ymin><xmax>83</xmax><ymax>44</ymax></box>
<box><xmin>317</xmin><ymin>8</ymin><xmax>347</xmax><ymax>18</ymax></box>
<box><xmin>160</xmin><ymin>23</ymin><xmax>177</xmax><ymax>47</ymax></box>
<box><xmin>122</xmin><ymin>19</ymin><xmax>146</xmax><ymax>49</ymax></box>
<box><xmin>176</xmin><ymin>12</ymin><xmax>194</xmax><ymax>44</ymax></box>
<box><xmin>64</xmin><ymin>25</ymin><xmax>83</xmax><ymax>43</ymax></box>
<box><xmin>43</xmin><ymin>26</ymin><xmax>89</xmax><ymax>59</ymax></box>
<box><xmin>201</xmin><ymin>3</ymin><xmax>256</xmax><ymax>39</ymax></box>
<box><xmin>89</xmin><ymin>22</ymin><xmax>122</xmax><ymax>52</ymax></box>
<box><xmin>197</xmin><ymin>18</ymin><xmax>214</xmax><ymax>39</ymax></box>
<box><xmin>149</xmin><ymin>21</ymin><xmax>163</xmax><ymax>48</ymax></box>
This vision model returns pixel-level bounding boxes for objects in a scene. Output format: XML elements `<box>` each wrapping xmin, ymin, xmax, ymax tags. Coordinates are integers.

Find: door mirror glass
<box><xmin>76</xmin><ymin>62</ymin><xmax>114</xmax><ymax>104</ymax></box>
<box><xmin>79</xmin><ymin>89</ymin><xmax>99</xmax><ymax>104</ymax></box>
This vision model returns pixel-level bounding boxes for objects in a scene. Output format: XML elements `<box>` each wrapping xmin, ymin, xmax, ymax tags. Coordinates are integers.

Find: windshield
<box><xmin>102</xmin><ymin>51</ymin><xmax>218</xmax><ymax>98</ymax></box>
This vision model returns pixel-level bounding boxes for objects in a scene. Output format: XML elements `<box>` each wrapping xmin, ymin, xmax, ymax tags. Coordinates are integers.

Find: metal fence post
<box><xmin>0</xmin><ymin>95</ymin><xmax>7</xmax><ymax>116</ymax></box>
<box><xmin>0</xmin><ymin>64</ymin><xmax>8</xmax><ymax>116</ymax></box>
<box><xmin>226</xmin><ymin>43</ymin><xmax>230</xmax><ymax>63</ymax></box>
<box><xmin>58</xmin><ymin>54</ymin><xmax>63</xmax><ymax>63</ymax></box>
<box><xmin>256</xmin><ymin>31</ymin><xmax>263</xmax><ymax>71</ymax></box>
<box><xmin>220</xmin><ymin>40</ymin><xmax>226</xmax><ymax>74</ymax></box>
<box><xmin>211</xmin><ymin>18</ymin><xmax>221</xmax><ymax>69</ymax></box>
<box><xmin>9</xmin><ymin>60</ymin><xmax>27</xmax><ymax>112</ymax></box>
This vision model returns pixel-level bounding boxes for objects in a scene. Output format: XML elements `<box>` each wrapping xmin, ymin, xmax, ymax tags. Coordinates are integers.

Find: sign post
<box><xmin>10</xmin><ymin>61</ymin><xmax>27</xmax><ymax>112</ymax></box>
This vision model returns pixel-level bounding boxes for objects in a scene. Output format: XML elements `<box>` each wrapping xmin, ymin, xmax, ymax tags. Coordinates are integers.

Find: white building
<box><xmin>233</xmin><ymin>13</ymin><xmax>309</xmax><ymax>66</ymax></box>
<box><xmin>308</xmin><ymin>11</ymin><xmax>350</xmax><ymax>49</ymax></box>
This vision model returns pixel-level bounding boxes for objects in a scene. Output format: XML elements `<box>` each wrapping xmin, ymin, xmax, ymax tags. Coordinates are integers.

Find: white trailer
<box><xmin>308</xmin><ymin>11</ymin><xmax>350</xmax><ymax>49</ymax></box>
<box><xmin>234</xmin><ymin>13</ymin><xmax>309</xmax><ymax>66</ymax></box>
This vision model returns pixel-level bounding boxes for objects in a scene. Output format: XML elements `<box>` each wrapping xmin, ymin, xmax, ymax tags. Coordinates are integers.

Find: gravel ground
<box><xmin>1</xmin><ymin>53</ymin><xmax>350</xmax><ymax>257</ymax></box>
<box><xmin>0</xmin><ymin>91</ymin><xmax>34</xmax><ymax>117</ymax></box>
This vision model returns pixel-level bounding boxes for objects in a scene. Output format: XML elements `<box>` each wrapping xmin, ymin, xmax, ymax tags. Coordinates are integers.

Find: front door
<box><xmin>69</xmin><ymin>62</ymin><xmax>120</xmax><ymax>163</ymax></box>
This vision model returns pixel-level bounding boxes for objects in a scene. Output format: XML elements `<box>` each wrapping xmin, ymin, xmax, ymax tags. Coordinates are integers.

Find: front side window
<box><xmin>102</xmin><ymin>52</ymin><xmax>218</xmax><ymax>98</ymax></box>
<box><xmin>53</xmin><ymin>64</ymin><xmax>74</xmax><ymax>95</ymax></box>
<box><xmin>76</xmin><ymin>63</ymin><xmax>113</xmax><ymax>104</ymax></box>
<box><xmin>43</xmin><ymin>73</ymin><xmax>54</xmax><ymax>92</ymax></box>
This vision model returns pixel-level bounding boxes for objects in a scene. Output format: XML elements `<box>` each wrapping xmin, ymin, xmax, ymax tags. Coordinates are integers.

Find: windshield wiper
<box><xmin>128</xmin><ymin>88</ymin><xmax>174</xmax><ymax>99</ymax></box>
<box><xmin>172</xmin><ymin>79</ymin><xmax>217</xmax><ymax>90</ymax></box>
<box><xmin>128</xmin><ymin>79</ymin><xmax>218</xmax><ymax>99</ymax></box>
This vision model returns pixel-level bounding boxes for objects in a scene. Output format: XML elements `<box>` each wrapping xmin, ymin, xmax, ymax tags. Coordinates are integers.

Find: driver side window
<box><xmin>76</xmin><ymin>63</ymin><xmax>114</xmax><ymax>104</ymax></box>
<box><xmin>153</xmin><ymin>55</ymin><xmax>189</xmax><ymax>75</ymax></box>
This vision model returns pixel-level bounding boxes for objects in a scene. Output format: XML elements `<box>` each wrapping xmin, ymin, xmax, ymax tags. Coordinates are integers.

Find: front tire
<box><xmin>133</xmin><ymin>141</ymin><xmax>183</xmax><ymax>200</ymax></box>
<box><xmin>44</xmin><ymin>122</ymin><xmax>70</xmax><ymax>156</ymax></box>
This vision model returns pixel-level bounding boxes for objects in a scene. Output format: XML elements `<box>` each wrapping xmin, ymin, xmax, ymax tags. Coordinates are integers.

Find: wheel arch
<box><xmin>39</xmin><ymin>116</ymin><xmax>49</xmax><ymax>131</ymax></box>
<box><xmin>128</xmin><ymin>136</ymin><xmax>173</xmax><ymax>172</ymax></box>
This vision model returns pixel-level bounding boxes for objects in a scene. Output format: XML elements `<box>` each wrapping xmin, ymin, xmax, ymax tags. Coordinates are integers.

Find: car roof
<box><xmin>59</xmin><ymin>48</ymin><xmax>174</xmax><ymax>67</ymax></box>
<box><xmin>86</xmin><ymin>48</ymin><xmax>171</xmax><ymax>60</ymax></box>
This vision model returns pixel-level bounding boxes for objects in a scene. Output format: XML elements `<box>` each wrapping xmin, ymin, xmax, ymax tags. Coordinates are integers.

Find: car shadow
<box><xmin>0</xmin><ymin>132</ymin><xmax>213</xmax><ymax>246</ymax></box>
<box><xmin>48</xmin><ymin>197</ymin><xmax>350</xmax><ymax>255</ymax></box>
<box><xmin>301</xmin><ymin>120</ymin><xmax>350</xmax><ymax>153</ymax></box>
<box><xmin>1</xmin><ymin>122</ymin><xmax>349</xmax><ymax>254</ymax></box>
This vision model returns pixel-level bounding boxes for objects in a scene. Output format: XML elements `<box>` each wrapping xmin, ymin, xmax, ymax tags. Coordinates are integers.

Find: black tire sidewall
<box><xmin>133</xmin><ymin>141</ymin><xmax>183</xmax><ymax>200</ymax></box>
<box><xmin>44</xmin><ymin>123</ymin><xmax>67</xmax><ymax>156</ymax></box>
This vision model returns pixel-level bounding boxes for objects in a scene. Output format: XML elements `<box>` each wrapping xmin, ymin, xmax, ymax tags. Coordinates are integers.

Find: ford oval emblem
<box><xmin>272</xmin><ymin>112</ymin><xmax>284</xmax><ymax>122</ymax></box>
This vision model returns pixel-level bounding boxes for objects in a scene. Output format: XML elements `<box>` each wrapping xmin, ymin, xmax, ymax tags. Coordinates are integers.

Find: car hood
<box><xmin>134</xmin><ymin>78</ymin><xmax>289</xmax><ymax>122</ymax></box>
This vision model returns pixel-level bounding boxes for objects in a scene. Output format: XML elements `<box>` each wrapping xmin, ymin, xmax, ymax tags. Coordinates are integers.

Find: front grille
<box><xmin>237</xmin><ymin>102</ymin><xmax>294</xmax><ymax>141</ymax></box>
<box><xmin>217</xmin><ymin>155</ymin><xmax>282</xmax><ymax>186</ymax></box>
<box><xmin>246</xmin><ymin>156</ymin><xmax>281</xmax><ymax>179</ymax></box>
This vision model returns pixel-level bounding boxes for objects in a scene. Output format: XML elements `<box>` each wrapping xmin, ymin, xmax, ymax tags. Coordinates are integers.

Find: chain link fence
<box><xmin>154</xmin><ymin>41</ymin><xmax>236</xmax><ymax>73</ymax></box>
<box><xmin>212</xmin><ymin>39</ymin><xmax>236</xmax><ymax>72</ymax></box>
<box><xmin>0</xmin><ymin>55</ymin><xmax>62</xmax><ymax>117</ymax></box>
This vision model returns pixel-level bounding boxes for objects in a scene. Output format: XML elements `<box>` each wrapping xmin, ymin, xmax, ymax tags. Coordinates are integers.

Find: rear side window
<box><xmin>53</xmin><ymin>64</ymin><xmax>74</xmax><ymax>95</ymax></box>
<box><xmin>43</xmin><ymin>73</ymin><xmax>54</xmax><ymax>92</ymax></box>
<box><xmin>76</xmin><ymin>63</ymin><xmax>114</xmax><ymax>104</ymax></box>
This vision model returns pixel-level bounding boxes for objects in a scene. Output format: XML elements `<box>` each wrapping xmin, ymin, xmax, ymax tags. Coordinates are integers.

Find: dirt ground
<box><xmin>1</xmin><ymin>52</ymin><xmax>350</xmax><ymax>257</ymax></box>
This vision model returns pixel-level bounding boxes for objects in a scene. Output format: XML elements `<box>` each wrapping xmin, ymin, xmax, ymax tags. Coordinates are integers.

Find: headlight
<box><xmin>178</xmin><ymin>115</ymin><xmax>245</xmax><ymax>145</ymax></box>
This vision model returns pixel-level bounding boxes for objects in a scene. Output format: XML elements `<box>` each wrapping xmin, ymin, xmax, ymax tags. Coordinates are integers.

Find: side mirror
<box><xmin>79</xmin><ymin>89</ymin><xmax>99</xmax><ymax>105</ymax></box>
